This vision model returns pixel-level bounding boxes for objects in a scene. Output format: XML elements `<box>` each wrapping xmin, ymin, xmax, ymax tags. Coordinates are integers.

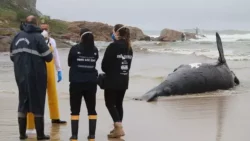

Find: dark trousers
<box><xmin>104</xmin><ymin>89</ymin><xmax>126</xmax><ymax>122</ymax></box>
<box><xmin>70</xmin><ymin>82</ymin><xmax>97</xmax><ymax>116</ymax></box>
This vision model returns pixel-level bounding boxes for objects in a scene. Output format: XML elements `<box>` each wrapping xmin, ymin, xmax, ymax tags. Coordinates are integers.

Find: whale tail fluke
<box><xmin>216</xmin><ymin>32</ymin><xmax>226</xmax><ymax>64</ymax></box>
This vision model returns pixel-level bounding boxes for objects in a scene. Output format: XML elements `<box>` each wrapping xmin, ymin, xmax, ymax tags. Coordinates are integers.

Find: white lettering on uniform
<box><xmin>77</xmin><ymin>58</ymin><xmax>84</xmax><ymax>61</ymax></box>
<box><xmin>121</xmin><ymin>65</ymin><xmax>128</xmax><ymax>70</ymax></box>
<box><xmin>77</xmin><ymin>57</ymin><xmax>96</xmax><ymax>62</ymax></box>
<box><xmin>15</xmin><ymin>38</ymin><xmax>30</xmax><ymax>46</ymax></box>
<box><xmin>117</xmin><ymin>54</ymin><xmax>132</xmax><ymax>59</ymax></box>
<box><xmin>78</xmin><ymin>65</ymin><xmax>94</xmax><ymax>68</ymax></box>
<box><xmin>189</xmin><ymin>63</ymin><xmax>202</xmax><ymax>69</ymax></box>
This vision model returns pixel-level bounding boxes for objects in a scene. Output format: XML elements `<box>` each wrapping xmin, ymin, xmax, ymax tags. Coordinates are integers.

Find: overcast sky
<box><xmin>36</xmin><ymin>0</ymin><xmax>250</xmax><ymax>31</ymax></box>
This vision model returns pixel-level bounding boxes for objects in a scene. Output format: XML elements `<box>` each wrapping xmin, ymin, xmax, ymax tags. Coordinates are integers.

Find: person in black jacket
<box><xmin>102</xmin><ymin>24</ymin><xmax>133</xmax><ymax>138</ymax></box>
<box><xmin>68</xmin><ymin>28</ymin><xmax>99</xmax><ymax>141</ymax></box>
<box><xmin>10</xmin><ymin>15</ymin><xmax>52</xmax><ymax>140</ymax></box>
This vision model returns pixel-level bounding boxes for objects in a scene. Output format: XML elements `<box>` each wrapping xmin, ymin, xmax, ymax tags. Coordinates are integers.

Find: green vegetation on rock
<box><xmin>0</xmin><ymin>2</ymin><xmax>68</xmax><ymax>36</ymax></box>
<box><xmin>48</xmin><ymin>20</ymin><xmax>68</xmax><ymax>34</ymax></box>
<box><xmin>39</xmin><ymin>16</ymin><xmax>68</xmax><ymax>34</ymax></box>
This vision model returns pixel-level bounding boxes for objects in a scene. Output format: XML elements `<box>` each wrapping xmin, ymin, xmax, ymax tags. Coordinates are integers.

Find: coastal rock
<box><xmin>67</xmin><ymin>21</ymin><xmax>113</xmax><ymax>42</ymax></box>
<box><xmin>0</xmin><ymin>28</ymin><xmax>17</xmax><ymax>36</ymax></box>
<box><xmin>55</xmin><ymin>39</ymin><xmax>72</xmax><ymax>48</ymax></box>
<box><xmin>65</xmin><ymin>21</ymin><xmax>150</xmax><ymax>42</ymax></box>
<box><xmin>128</xmin><ymin>26</ymin><xmax>150</xmax><ymax>41</ymax></box>
<box><xmin>0</xmin><ymin>0</ymin><xmax>40</xmax><ymax>15</ymax></box>
<box><xmin>159</xmin><ymin>28</ymin><xmax>197</xmax><ymax>42</ymax></box>
<box><xmin>0</xmin><ymin>36</ymin><xmax>12</xmax><ymax>52</ymax></box>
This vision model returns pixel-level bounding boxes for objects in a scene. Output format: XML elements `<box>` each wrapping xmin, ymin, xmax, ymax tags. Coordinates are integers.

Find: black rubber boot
<box><xmin>87</xmin><ymin>115</ymin><xmax>97</xmax><ymax>141</ymax></box>
<box><xmin>70</xmin><ymin>118</ymin><xmax>79</xmax><ymax>140</ymax></box>
<box><xmin>34</xmin><ymin>117</ymin><xmax>50</xmax><ymax>140</ymax></box>
<box><xmin>18</xmin><ymin>117</ymin><xmax>28</xmax><ymax>140</ymax></box>
<box><xmin>52</xmin><ymin>119</ymin><xmax>67</xmax><ymax>124</ymax></box>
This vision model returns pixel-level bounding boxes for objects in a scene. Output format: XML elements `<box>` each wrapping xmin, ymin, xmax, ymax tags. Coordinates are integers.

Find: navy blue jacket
<box><xmin>10</xmin><ymin>24</ymin><xmax>53</xmax><ymax>115</ymax></box>
<box><xmin>68</xmin><ymin>44</ymin><xmax>99</xmax><ymax>84</ymax></box>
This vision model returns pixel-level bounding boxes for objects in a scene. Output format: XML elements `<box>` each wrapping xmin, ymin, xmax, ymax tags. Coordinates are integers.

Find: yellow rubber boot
<box><xmin>26</xmin><ymin>113</ymin><xmax>35</xmax><ymax>130</ymax></box>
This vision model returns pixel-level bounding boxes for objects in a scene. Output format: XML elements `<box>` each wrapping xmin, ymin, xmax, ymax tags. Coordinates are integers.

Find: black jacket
<box><xmin>101</xmin><ymin>39</ymin><xmax>133</xmax><ymax>90</ymax></box>
<box><xmin>68</xmin><ymin>44</ymin><xmax>99</xmax><ymax>84</ymax></box>
<box><xmin>10</xmin><ymin>24</ymin><xmax>53</xmax><ymax>115</ymax></box>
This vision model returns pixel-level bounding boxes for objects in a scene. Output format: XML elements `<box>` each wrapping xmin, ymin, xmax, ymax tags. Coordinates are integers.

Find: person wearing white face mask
<box><xmin>40</xmin><ymin>24</ymin><xmax>63</xmax><ymax>83</ymax></box>
<box><xmin>101</xmin><ymin>24</ymin><xmax>133</xmax><ymax>138</ymax></box>
<box><xmin>40</xmin><ymin>29</ymin><xmax>66</xmax><ymax>124</ymax></box>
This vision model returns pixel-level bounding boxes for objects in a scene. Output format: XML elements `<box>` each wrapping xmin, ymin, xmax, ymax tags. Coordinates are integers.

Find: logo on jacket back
<box><xmin>117</xmin><ymin>54</ymin><xmax>130</xmax><ymax>74</ymax></box>
<box><xmin>15</xmin><ymin>38</ymin><xmax>30</xmax><ymax>46</ymax></box>
<box><xmin>117</xmin><ymin>54</ymin><xmax>132</xmax><ymax>59</ymax></box>
<box><xmin>76</xmin><ymin>51</ymin><xmax>97</xmax><ymax>69</ymax></box>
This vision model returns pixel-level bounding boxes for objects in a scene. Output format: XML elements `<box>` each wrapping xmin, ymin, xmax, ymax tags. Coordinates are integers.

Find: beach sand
<box><xmin>1</xmin><ymin>92</ymin><xmax>250</xmax><ymax>141</ymax></box>
<box><xmin>1</xmin><ymin>39</ymin><xmax>250</xmax><ymax>141</ymax></box>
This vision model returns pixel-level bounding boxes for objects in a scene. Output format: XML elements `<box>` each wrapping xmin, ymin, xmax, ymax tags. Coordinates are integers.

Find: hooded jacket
<box><xmin>10</xmin><ymin>24</ymin><xmax>53</xmax><ymax>115</ymax></box>
<box><xmin>101</xmin><ymin>39</ymin><xmax>133</xmax><ymax>90</ymax></box>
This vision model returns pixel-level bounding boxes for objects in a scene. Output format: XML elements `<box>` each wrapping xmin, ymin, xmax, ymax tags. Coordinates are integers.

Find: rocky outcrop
<box><xmin>0</xmin><ymin>0</ymin><xmax>40</xmax><ymax>15</ymax></box>
<box><xmin>158</xmin><ymin>28</ymin><xmax>197</xmax><ymax>42</ymax></box>
<box><xmin>55</xmin><ymin>39</ymin><xmax>72</xmax><ymax>48</ymax></box>
<box><xmin>62</xmin><ymin>21</ymin><xmax>150</xmax><ymax>42</ymax></box>
<box><xmin>65</xmin><ymin>21</ymin><xmax>113</xmax><ymax>42</ymax></box>
<box><xmin>127</xmin><ymin>26</ymin><xmax>150</xmax><ymax>41</ymax></box>
<box><xmin>0</xmin><ymin>28</ymin><xmax>18</xmax><ymax>36</ymax></box>
<box><xmin>0</xmin><ymin>36</ymin><xmax>12</xmax><ymax>52</ymax></box>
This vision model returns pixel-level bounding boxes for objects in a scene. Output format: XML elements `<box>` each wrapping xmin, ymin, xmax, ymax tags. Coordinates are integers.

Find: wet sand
<box><xmin>1</xmin><ymin>92</ymin><xmax>250</xmax><ymax>141</ymax></box>
<box><xmin>1</xmin><ymin>47</ymin><xmax>250</xmax><ymax>141</ymax></box>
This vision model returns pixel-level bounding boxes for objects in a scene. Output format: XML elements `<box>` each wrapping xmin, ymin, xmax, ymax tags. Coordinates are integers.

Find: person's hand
<box><xmin>57</xmin><ymin>71</ymin><xmax>62</xmax><ymax>82</ymax></box>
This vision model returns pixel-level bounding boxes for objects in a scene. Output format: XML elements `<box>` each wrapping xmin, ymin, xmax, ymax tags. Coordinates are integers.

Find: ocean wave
<box><xmin>146</xmin><ymin>48</ymin><xmax>250</xmax><ymax>61</ymax></box>
<box><xmin>236</xmin><ymin>39</ymin><xmax>250</xmax><ymax>42</ymax></box>
<box><xmin>146</xmin><ymin>33</ymin><xmax>250</xmax><ymax>43</ymax></box>
<box><xmin>149</xmin><ymin>35</ymin><xmax>159</xmax><ymax>38</ymax></box>
<box><xmin>190</xmin><ymin>34</ymin><xmax>250</xmax><ymax>42</ymax></box>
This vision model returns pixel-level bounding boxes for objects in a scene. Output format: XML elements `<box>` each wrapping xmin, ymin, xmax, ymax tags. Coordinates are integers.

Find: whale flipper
<box><xmin>134</xmin><ymin>81</ymin><xmax>171</xmax><ymax>102</ymax></box>
<box><xmin>216</xmin><ymin>32</ymin><xmax>226</xmax><ymax>64</ymax></box>
<box><xmin>141</xmin><ymin>90</ymin><xmax>160</xmax><ymax>102</ymax></box>
<box><xmin>133</xmin><ymin>87</ymin><xmax>159</xmax><ymax>102</ymax></box>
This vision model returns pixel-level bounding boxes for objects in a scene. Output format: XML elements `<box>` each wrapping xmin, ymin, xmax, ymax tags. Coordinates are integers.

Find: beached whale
<box><xmin>134</xmin><ymin>32</ymin><xmax>240</xmax><ymax>102</ymax></box>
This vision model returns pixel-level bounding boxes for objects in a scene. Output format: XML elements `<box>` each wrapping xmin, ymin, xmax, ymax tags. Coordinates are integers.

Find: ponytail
<box><xmin>125</xmin><ymin>28</ymin><xmax>131</xmax><ymax>49</ymax></box>
<box><xmin>114</xmin><ymin>24</ymin><xmax>132</xmax><ymax>50</ymax></box>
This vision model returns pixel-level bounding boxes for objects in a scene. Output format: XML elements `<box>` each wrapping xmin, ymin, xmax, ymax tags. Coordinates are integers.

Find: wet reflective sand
<box><xmin>1</xmin><ymin>93</ymin><xmax>250</xmax><ymax>141</ymax></box>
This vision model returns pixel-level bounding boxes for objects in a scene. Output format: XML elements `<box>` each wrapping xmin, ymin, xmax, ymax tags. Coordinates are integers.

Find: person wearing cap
<box><xmin>68</xmin><ymin>28</ymin><xmax>99</xmax><ymax>141</ymax></box>
<box><xmin>40</xmin><ymin>23</ymin><xmax>66</xmax><ymax>124</ymax></box>
<box><xmin>10</xmin><ymin>15</ymin><xmax>52</xmax><ymax>140</ymax></box>
<box><xmin>101</xmin><ymin>24</ymin><xmax>133</xmax><ymax>138</ymax></box>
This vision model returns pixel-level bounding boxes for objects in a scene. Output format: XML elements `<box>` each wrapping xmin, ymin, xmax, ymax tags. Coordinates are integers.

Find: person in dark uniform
<box><xmin>68</xmin><ymin>28</ymin><xmax>99</xmax><ymax>141</ymax></box>
<box><xmin>10</xmin><ymin>15</ymin><xmax>52</xmax><ymax>140</ymax></box>
<box><xmin>101</xmin><ymin>24</ymin><xmax>133</xmax><ymax>138</ymax></box>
